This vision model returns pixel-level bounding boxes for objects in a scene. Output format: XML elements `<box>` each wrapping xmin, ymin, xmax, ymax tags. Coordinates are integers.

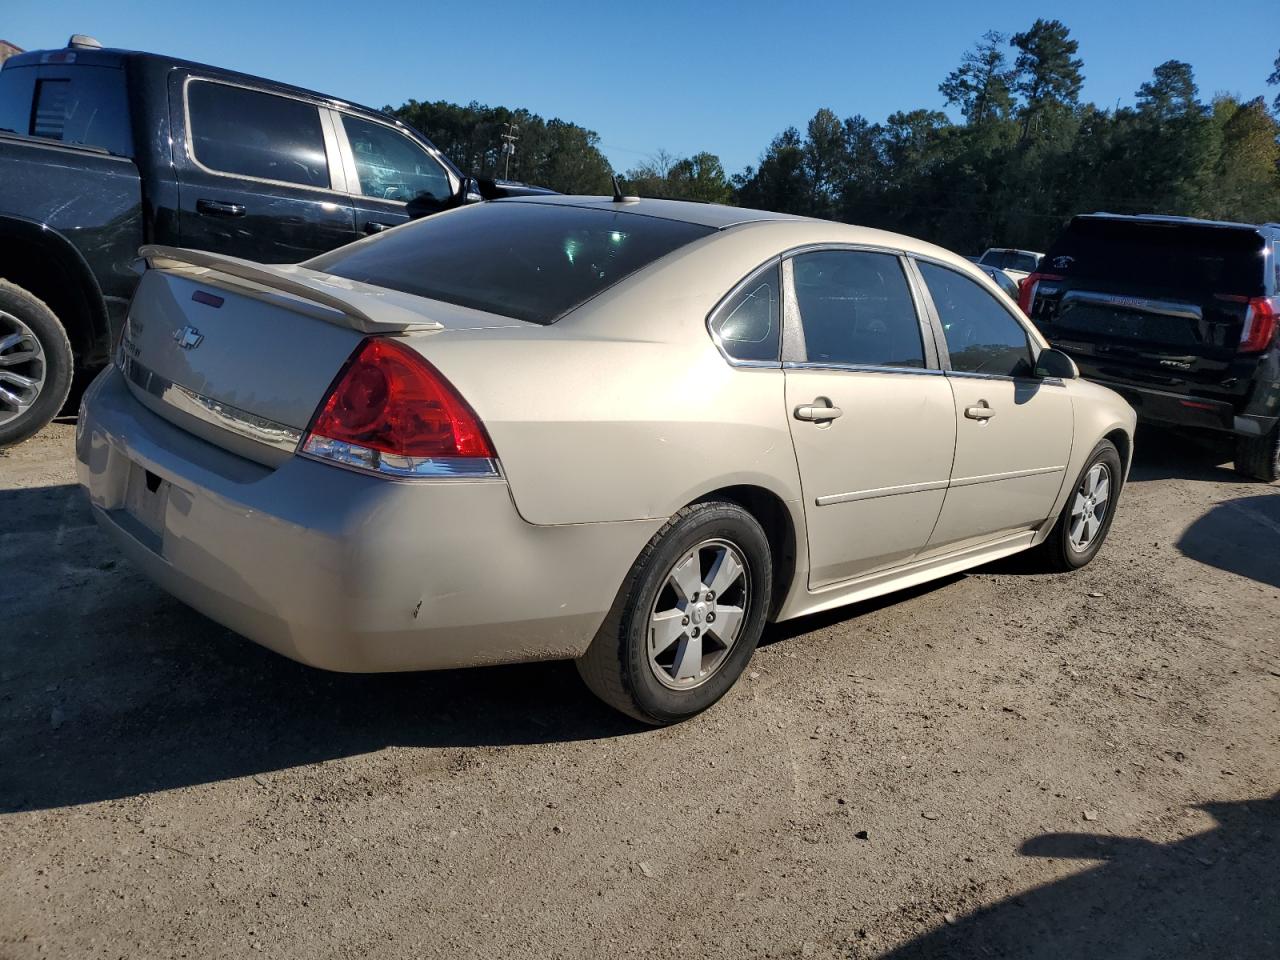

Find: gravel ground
<box><xmin>1</xmin><ymin>420</ymin><xmax>1277</xmax><ymax>959</ymax></box>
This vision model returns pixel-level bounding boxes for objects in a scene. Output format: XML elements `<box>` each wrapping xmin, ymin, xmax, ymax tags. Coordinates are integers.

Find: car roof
<box><xmin>495</xmin><ymin>195</ymin><xmax>988</xmax><ymax>272</ymax></box>
<box><xmin>1078</xmin><ymin>212</ymin><xmax>1277</xmax><ymax>236</ymax></box>
<box><xmin>498</xmin><ymin>195</ymin><xmax>812</xmax><ymax>230</ymax></box>
<box><xmin>6</xmin><ymin>45</ymin><xmax>402</xmax><ymax>130</ymax></box>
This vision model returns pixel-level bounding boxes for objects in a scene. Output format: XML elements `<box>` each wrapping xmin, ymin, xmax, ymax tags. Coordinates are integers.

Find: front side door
<box><xmin>783</xmin><ymin>249</ymin><xmax>957</xmax><ymax>588</ymax></box>
<box><xmin>171</xmin><ymin>76</ymin><xmax>357</xmax><ymax>262</ymax></box>
<box><xmin>333</xmin><ymin>113</ymin><xmax>458</xmax><ymax>237</ymax></box>
<box><xmin>913</xmin><ymin>259</ymin><xmax>1073</xmax><ymax>553</ymax></box>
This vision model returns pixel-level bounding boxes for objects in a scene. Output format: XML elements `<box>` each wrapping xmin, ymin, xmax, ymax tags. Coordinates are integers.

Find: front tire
<box><xmin>1035</xmin><ymin>439</ymin><xmax>1123</xmax><ymax>571</ymax></box>
<box><xmin>0</xmin><ymin>279</ymin><xmax>74</xmax><ymax>447</ymax></box>
<box><xmin>1234</xmin><ymin>425</ymin><xmax>1280</xmax><ymax>483</ymax></box>
<box><xmin>576</xmin><ymin>500</ymin><xmax>773</xmax><ymax>725</ymax></box>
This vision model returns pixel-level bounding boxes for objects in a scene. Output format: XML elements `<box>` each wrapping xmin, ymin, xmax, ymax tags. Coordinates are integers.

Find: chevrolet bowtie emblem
<box><xmin>173</xmin><ymin>325</ymin><xmax>204</xmax><ymax>350</ymax></box>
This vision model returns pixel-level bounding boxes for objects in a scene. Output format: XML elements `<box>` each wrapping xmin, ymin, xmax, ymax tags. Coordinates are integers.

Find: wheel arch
<box><xmin>1103</xmin><ymin>427</ymin><xmax>1132</xmax><ymax>480</ymax></box>
<box><xmin>0</xmin><ymin>215</ymin><xmax>111</xmax><ymax>369</ymax></box>
<box><xmin>692</xmin><ymin>483</ymin><xmax>801</xmax><ymax>621</ymax></box>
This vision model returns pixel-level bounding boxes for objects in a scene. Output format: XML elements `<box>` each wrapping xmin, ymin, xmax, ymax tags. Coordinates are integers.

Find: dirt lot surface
<box><xmin>2</xmin><ymin>421</ymin><xmax>1278</xmax><ymax>959</ymax></box>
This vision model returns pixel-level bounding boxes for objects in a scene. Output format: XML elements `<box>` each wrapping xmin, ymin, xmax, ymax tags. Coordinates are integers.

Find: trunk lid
<box><xmin>1029</xmin><ymin>218</ymin><xmax>1268</xmax><ymax>408</ymax></box>
<box><xmin>119</xmin><ymin>247</ymin><xmax>521</xmax><ymax>465</ymax></box>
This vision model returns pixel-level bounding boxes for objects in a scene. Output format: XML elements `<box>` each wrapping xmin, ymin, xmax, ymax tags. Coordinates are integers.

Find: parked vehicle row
<box><xmin>76</xmin><ymin>195</ymin><xmax>1135</xmax><ymax>723</ymax></box>
<box><xmin>0</xmin><ymin>36</ymin><xmax>549</xmax><ymax>445</ymax></box>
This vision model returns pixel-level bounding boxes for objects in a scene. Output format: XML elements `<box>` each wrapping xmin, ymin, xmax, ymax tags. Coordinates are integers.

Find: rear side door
<box><xmin>170</xmin><ymin>75</ymin><xmax>356</xmax><ymax>262</ymax></box>
<box><xmin>782</xmin><ymin>248</ymin><xmax>956</xmax><ymax>588</ymax></box>
<box><xmin>331</xmin><ymin>112</ymin><xmax>459</xmax><ymax>237</ymax></box>
<box><xmin>913</xmin><ymin>259</ymin><xmax>1073</xmax><ymax>553</ymax></box>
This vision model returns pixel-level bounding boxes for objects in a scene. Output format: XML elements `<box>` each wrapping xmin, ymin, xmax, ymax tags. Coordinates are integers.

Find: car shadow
<box><xmin>0</xmin><ymin>483</ymin><xmax>645</xmax><ymax>813</ymax></box>
<box><xmin>877</xmin><ymin>792</ymin><xmax>1279</xmax><ymax>959</ymax></box>
<box><xmin>1176</xmin><ymin>493</ymin><xmax>1280</xmax><ymax>588</ymax></box>
<box><xmin>1125</xmin><ymin>423</ymin><xmax>1241</xmax><ymax>484</ymax></box>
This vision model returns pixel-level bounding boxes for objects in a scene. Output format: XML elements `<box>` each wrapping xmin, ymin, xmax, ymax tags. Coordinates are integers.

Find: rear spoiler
<box><xmin>136</xmin><ymin>245</ymin><xmax>443</xmax><ymax>334</ymax></box>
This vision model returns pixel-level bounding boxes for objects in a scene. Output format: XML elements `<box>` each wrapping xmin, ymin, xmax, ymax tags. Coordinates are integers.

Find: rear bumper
<box><xmin>76</xmin><ymin>367</ymin><xmax>660</xmax><ymax>672</ymax></box>
<box><xmin>1094</xmin><ymin>379</ymin><xmax>1278</xmax><ymax>437</ymax></box>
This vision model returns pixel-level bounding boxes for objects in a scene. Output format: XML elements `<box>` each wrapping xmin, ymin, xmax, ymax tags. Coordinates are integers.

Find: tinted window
<box><xmin>341</xmin><ymin>115</ymin><xmax>452</xmax><ymax>203</ymax></box>
<box><xmin>1043</xmin><ymin>218</ymin><xmax>1266</xmax><ymax>297</ymax></box>
<box><xmin>920</xmin><ymin>261</ymin><xmax>1033</xmax><ymax>377</ymax></box>
<box><xmin>310</xmin><ymin>202</ymin><xmax>715</xmax><ymax>325</ymax></box>
<box><xmin>791</xmin><ymin>251</ymin><xmax>924</xmax><ymax>368</ymax></box>
<box><xmin>1007</xmin><ymin>252</ymin><xmax>1039</xmax><ymax>272</ymax></box>
<box><xmin>187</xmin><ymin>81</ymin><xmax>329</xmax><ymax>188</ymax></box>
<box><xmin>0</xmin><ymin>65</ymin><xmax>132</xmax><ymax>155</ymax></box>
<box><xmin>710</xmin><ymin>263</ymin><xmax>780</xmax><ymax>362</ymax></box>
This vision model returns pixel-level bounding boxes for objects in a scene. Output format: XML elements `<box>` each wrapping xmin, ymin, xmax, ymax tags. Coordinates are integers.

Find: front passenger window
<box><xmin>790</xmin><ymin>250</ymin><xmax>925</xmax><ymax>368</ymax></box>
<box><xmin>918</xmin><ymin>261</ymin><xmax>1034</xmax><ymax>377</ymax></box>
<box><xmin>340</xmin><ymin>115</ymin><xmax>453</xmax><ymax>204</ymax></box>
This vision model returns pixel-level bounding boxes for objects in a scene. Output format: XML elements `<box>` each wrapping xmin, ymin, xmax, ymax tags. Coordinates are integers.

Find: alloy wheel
<box><xmin>0</xmin><ymin>309</ymin><xmax>46</xmax><ymax>428</ymax></box>
<box><xmin>1068</xmin><ymin>462</ymin><xmax>1111</xmax><ymax>552</ymax></box>
<box><xmin>647</xmin><ymin>538</ymin><xmax>750</xmax><ymax>690</ymax></box>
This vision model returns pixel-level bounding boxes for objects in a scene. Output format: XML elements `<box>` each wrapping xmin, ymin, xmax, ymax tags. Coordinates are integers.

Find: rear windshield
<box><xmin>1044</xmin><ymin>219</ymin><xmax>1266</xmax><ymax>297</ymax></box>
<box><xmin>309</xmin><ymin>202</ymin><xmax>717</xmax><ymax>324</ymax></box>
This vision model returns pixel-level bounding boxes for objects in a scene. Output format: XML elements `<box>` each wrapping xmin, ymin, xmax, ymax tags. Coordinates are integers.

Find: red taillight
<box><xmin>302</xmin><ymin>337</ymin><xmax>497</xmax><ymax>478</ymax></box>
<box><xmin>1238</xmin><ymin>296</ymin><xmax>1278</xmax><ymax>354</ymax></box>
<box><xmin>1018</xmin><ymin>272</ymin><xmax>1063</xmax><ymax>315</ymax></box>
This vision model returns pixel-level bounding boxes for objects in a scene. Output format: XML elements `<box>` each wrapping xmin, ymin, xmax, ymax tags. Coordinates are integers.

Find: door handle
<box><xmin>363</xmin><ymin>221</ymin><xmax>394</xmax><ymax>234</ymax></box>
<box><xmin>794</xmin><ymin>399</ymin><xmax>843</xmax><ymax>423</ymax></box>
<box><xmin>196</xmin><ymin>199</ymin><xmax>246</xmax><ymax>218</ymax></box>
<box><xmin>964</xmin><ymin>401</ymin><xmax>996</xmax><ymax>420</ymax></box>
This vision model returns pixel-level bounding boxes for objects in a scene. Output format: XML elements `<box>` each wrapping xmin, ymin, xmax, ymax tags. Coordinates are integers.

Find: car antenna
<box><xmin>611</xmin><ymin>175</ymin><xmax>637</xmax><ymax>203</ymax></box>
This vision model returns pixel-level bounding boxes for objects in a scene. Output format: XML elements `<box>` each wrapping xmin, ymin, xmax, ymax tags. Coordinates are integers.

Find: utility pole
<box><xmin>500</xmin><ymin>123</ymin><xmax>519</xmax><ymax>180</ymax></box>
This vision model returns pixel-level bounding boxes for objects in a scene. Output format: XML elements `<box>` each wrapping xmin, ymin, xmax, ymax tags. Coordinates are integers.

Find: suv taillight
<box><xmin>1238</xmin><ymin>296</ymin><xmax>1278</xmax><ymax>354</ymax></box>
<box><xmin>301</xmin><ymin>337</ymin><xmax>499</xmax><ymax>478</ymax></box>
<box><xmin>1018</xmin><ymin>272</ymin><xmax>1063</xmax><ymax>316</ymax></box>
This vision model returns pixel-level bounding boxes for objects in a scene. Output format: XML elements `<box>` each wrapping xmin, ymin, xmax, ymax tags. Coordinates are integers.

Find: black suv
<box><xmin>1021</xmin><ymin>214</ymin><xmax>1280</xmax><ymax>481</ymax></box>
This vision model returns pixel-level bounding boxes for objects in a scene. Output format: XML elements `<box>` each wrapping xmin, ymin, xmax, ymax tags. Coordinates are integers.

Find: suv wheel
<box><xmin>0</xmin><ymin>280</ymin><xmax>74</xmax><ymax>447</ymax></box>
<box><xmin>576</xmin><ymin>500</ymin><xmax>772</xmax><ymax>725</ymax></box>
<box><xmin>1234</xmin><ymin>426</ymin><xmax>1280</xmax><ymax>483</ymax></box>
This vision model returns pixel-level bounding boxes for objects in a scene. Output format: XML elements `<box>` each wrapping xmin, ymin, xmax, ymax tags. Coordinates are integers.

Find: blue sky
<box><xmin>6</xmin><ymin>0</ymin><xmax>1278</xmax><ymax>175</ymax></box>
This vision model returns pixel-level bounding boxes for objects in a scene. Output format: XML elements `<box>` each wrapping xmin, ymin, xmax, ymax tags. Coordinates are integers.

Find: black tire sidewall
<box><xmin>1054</xmin><ymin>441</ymin><xmax>1123</xmax><ymax>569</ymax></box>
<box><xmin>619</xmin><ymin>504</ymin><xmax>772</xmax><ymax>724</ymax></box>
<box><xmin>0</xmin><ymin>283</ymin><xmax>74</xmax><ymax>446</ymax></box>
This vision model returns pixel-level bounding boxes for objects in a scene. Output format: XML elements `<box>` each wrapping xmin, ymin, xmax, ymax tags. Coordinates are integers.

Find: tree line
<box><xmin>388</xmin><ymin>21</ymin><xmax>1280</xmax><ymax>253</ymax></box>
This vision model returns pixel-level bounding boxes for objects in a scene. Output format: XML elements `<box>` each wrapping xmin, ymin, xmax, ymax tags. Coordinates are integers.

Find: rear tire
<box><xmin>576</xmin><ymin>500</ymin><xmax>772</xmax><ymax>725</ymax></box>
<box><xmin>0</xmin><ymin>279</ymin><xmax>74</xmax><ymax>447</ymax></box>
<box><xmin>1234</xmin><ymin>426</ymin><xmax>1280</xmax><ymax>483</ymax></box>
<box><xmin>1035</xmin><ymin>439</ymin><xmax>1123</xmax><ymax>571</ymax></box>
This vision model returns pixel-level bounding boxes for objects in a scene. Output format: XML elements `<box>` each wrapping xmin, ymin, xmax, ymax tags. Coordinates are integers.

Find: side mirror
<box><xmin>1034</xmin><ymin>347</ymin><xmax>1078</xmax><ymax>380</ymax></box>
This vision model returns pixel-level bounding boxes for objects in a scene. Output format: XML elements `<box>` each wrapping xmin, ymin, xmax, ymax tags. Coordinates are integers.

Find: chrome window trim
<box><xmin>181</xmin><ymin>76</ymin><xmax>340</xmax><ymax>194</ymax></box>
<box><xmin>784</xmin><ymin>361</ymin><xmax>943</xmax><ymax>377</ymax></box>
<box><xmin>119</xmin><ymin>353</ymin><xmax>302</xmax><ymax>453</ymax></box>
<box><xmin>317</xmin><ymin>108</ymin><xmax>352</xmax><ymax>194</ymax></box>
<box><xmin>705</xmin><ymin>257</ymin><xmax>784</xmax><ymax>368</ymax></box>
<box><xmin>329</xmin><ymin>109</ymin><xmax>461</xmax><ymax>205</ymax></box>
<box><xmin>945</xmin><ymin>369</ymin><xmax>1065</xmax><ymax>386</ymax></box>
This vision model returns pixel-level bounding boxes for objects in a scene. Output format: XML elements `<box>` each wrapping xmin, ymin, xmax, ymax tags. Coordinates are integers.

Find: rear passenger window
<box><xmin>187</xmin><ymin>81</ymin><xmax>329</xmax><ymax>188</ymax></box>
<box><xmin>790</xmin><ymin>251</ymin><xmax>925</xmax><ymax>368</ymax></box>
<box><xmin>919</xmin><ymin>261</ymin><xmax>1033</xmax><ymax>377</ymax></box>
<box><xmin>710</xmin><ymin>262</ymin><xmax>781</xmax><ymax>362</ymax></box>
<box><xmin>0</xmin><ymin>66</ymin><xmax>134</xmax><ymax>156</ymax></box>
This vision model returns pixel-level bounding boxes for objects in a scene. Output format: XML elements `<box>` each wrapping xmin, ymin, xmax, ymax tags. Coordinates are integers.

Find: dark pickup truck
<box><xmin>0</xmin><ymin>36</ymin><xmax>544</xmax><ymax>444</ymax></box>
<box><xmin>1022</xmin><ymin>214</ymin><xmax>1280</xmax><ymax>481</ymax></box>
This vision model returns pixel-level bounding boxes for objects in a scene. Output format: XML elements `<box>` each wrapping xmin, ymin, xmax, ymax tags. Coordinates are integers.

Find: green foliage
<box><xmin>623</xmin><ymin>149</ymin><xmax>733</xmax><ymax>204</ymax></box>
<box><xmin>734</xmin><ymin>23</ymin><xmax>1280</xmax><ymax>252</ymax></box>
<box><xmin>385</xmin><ymin>99</ymin><xmax>613</xmax><ymax>195</ymax></box>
